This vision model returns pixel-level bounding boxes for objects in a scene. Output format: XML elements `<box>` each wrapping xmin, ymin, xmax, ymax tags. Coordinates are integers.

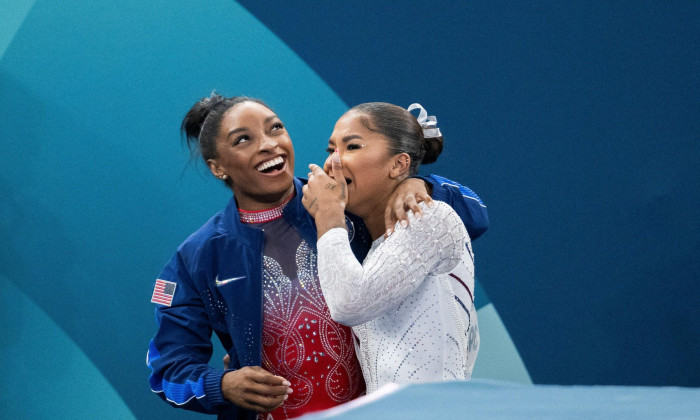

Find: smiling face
<box><xmin>207</xmin><ymin>101</ymin><xmax>295</xmax><ymax>210</ymax></box>
<box><xmin>326</xmin><ymin>110</ymin><xmax>405</xmax><ymax>218</ymax></box>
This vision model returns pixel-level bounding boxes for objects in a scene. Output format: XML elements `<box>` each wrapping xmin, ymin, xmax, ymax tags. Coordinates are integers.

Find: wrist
<box><xmin>202</xmin><ymin>368</ymin><xmax>229</xmax><ymax>408</ymax></box>
<box><xmin>314</xmin><ymin>205</ymin><xmax>347</xmax><ymax>238</ymax></box>
<box><xmin>315</xmin><ymin>201</ymin><xmax>345</xmax><ymax>220</ymax></box>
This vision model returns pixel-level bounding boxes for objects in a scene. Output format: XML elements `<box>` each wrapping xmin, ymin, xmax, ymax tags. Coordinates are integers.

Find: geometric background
<box><xmin>1</xmin><ymin>1</ymin><xmax>698</xmax><ymax>418</ymax></box>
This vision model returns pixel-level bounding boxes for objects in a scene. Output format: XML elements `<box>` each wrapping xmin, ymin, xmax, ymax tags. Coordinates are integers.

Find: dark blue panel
<box><xmin>237</xmin><ymin>1</ymin><xmax>700</xmax><ymax>386</ymax></box>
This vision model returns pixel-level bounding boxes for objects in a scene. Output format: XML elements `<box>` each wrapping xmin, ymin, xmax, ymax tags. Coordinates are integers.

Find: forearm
<box><xmin>148</xmin><ymin>337</ymin><xmax>230</xmax><ymax>413</ymax></box>
<box><xmin>317</xmin><ymin>228</ymin><xmax>372</xmax><ymax>325</ymax></box>
<box><xmin>317</xmin><ymin>203</ymin><xmax>467</xmax><ymax>326</ymax></box>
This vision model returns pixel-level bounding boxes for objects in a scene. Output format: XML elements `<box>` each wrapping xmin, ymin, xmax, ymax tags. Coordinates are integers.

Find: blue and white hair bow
<box><xmin>407</xmin><ymin>103</ymin><xmax>442</xmax><ymax>138</ymax></box>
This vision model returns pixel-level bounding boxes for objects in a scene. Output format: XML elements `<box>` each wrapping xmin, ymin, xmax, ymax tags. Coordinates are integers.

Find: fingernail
<box><xmin>284</xmin><ymin>395</ymin><xmax>289</xmax><ymax>400</ymax></box>
<box><xmin>414</xmin><ymin>212</ymin><xmax>422</xmax><ymax>220</ymax></box>
<box><xmin>287</xmin><ymin>388</ymin><xmax>294</xmax><ymax>394</ymax></box>
<box><xmin>282</xmin><ymin>380</ymin><xmax>291</xmax><ymax>386</ymax></box>
<box><xmin>428</xmin><ymin>200</ymin><xmax>435</xmax><ymax>208</ymax></box>
<box><xmin>386</xmin><ymin>229</ymin><xmax>393</xmax><ymax>237</ymax></box>
<box><xmin>400</xmin><ymin>220</ymin><xmax>408</xmax><ymax>228</ymax></box>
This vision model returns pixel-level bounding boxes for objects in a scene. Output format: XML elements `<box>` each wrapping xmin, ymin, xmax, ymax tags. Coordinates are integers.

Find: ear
<box><xmin>389</xmin><ymin>153</ymin><xmax>411</xmax><ymax>179</ymax></box>
<box><xmin>207</xmin><ymin>159</ymin><xmax>226</xmax><ymax>180</ymax></box>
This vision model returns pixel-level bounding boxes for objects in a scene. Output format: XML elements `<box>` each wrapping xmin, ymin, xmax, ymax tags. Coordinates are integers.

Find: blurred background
<box><xmin>1</xmin><ymin>1</ymin><xmax>698</xmax><ymax>418</ymax></box>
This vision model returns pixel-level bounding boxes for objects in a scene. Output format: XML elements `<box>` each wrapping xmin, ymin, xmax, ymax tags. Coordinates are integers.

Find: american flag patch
<box><xmin>151</xmin><ymin>279</ymin><xmax>177</xmax><ymax>306</ymax></box>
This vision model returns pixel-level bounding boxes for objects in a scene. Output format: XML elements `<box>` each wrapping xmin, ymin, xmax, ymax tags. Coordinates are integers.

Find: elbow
<box><xmin>469</xmin><ymin>209</ymin><xmax>489</xmax><ymax>240</ymax></box>
<box><xmin>327</xmin><ymin>303</ymin><xmax>367</xmax><ymax>327</ymax></box>
<box><xmin>466</xmin><ymin>216</ymin><xmax>488</xmax><ymax>241</ymax></box>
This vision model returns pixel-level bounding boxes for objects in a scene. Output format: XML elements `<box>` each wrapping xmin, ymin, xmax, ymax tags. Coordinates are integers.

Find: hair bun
<box><xmin>181</xmin><ymin>92</ymin><xmax>226</xmax><ymax>141</ymax></box>
<box><xmin>421</xmin><ymin>136</ymin><xmax>444</xmax><ymax>164</ymax></box>
<box><xmin>407</xmin><ymin>103</ymin><xmax>444</xmax><ymax>164</ymax></box>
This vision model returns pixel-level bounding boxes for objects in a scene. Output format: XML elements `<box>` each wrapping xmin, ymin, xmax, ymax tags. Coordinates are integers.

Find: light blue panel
<box><xmin>0</xmin><ymin>0</ymin><xmax>347</xmax><ymax>418</ymax></box>
<box><xmin>0</xmin><ymin>276</ymin><xmax>136</xmax><ymax>419</ymax></box>
<box><xmin>298</xmin><ymin>380</ymin><xmax>700</xmax><ymax>420</ymax></box>
<box><xmin>472</xmin><ymin>304</ymin><xmax>532</xmax><ymax>384</ymax></box>
<box><xmin>0</xmin><ymin>0</ymin><xmax>35</xmax><ymax>59</ymax></box>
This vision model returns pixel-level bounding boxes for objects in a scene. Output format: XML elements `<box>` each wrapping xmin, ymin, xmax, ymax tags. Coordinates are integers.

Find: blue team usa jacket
<box><xmin>147</xmin><ymin>175</ymin><xmax>488</xmax><ymax>419</ymax></box>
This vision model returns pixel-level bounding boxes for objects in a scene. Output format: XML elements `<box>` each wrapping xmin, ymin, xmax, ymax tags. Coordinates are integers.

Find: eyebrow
<box><xmin>227</xmin><ymin>127</ymin><xmax>247</xmax><ymax>139</ymax></box>
<box><xmin>227</xmin><ymin>115</ymin><xmax>280</xmax><ymax>139</ymax></box>
<box><xmin>328</xmin><ymin>134</ymin><xmax>363</xmax><ymax>145</ymax></box>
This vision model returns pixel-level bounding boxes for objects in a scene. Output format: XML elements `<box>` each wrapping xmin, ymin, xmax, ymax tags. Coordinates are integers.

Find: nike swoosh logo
<box><xmin>215</xmin><ymin>275</ymin><xmax>246</xmax><ymax>287</ymax></box>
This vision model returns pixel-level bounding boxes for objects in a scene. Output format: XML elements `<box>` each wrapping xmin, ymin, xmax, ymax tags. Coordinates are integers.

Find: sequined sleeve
<box><xmin>316</xmin><ymin>201</ymin><xmax>469</xmax><ymax>326</ymax></box>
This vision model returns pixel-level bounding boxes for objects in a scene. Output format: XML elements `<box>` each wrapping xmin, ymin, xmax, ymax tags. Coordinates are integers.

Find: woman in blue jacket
<box><xmin>147</xmin><ymin>93</ymin><xmax>488</xmax><ymax>420</ymax></box>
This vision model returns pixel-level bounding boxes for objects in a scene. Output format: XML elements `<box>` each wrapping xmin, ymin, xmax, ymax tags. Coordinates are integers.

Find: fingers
<box><xmin>414</xmin><ymin>191</ymin><xmax>434</xmax><ymax>211</ymax></box>
<box><xmin>309</xmin><ymin>163</ymin><xmax>325</xmax><ymax>176</ymax></box>
<box><xmin>223</xmin><ymin>354</ymin><xmax>230</xmax><ymax>370</ymax></box>
<box><xmin>243</xmin><ymin>380</ymin><xmax>289</xmax><ymax>399</ymax></box>
<box><xmin>384</xmin><ymin>194</ymin><xmax>407</xmax><ymax>237</ymax></box>
<box><xmin>383</xmin><ymin>203</ymin><xmax>396</xmax><ymax>238</ymax></box>
<box><xmin>415</xmin><ymin>190</ymin><xmax>434</xmax><ymax>206</ymax></box>
<box><xmin>222</xmin><ymin>366</ymin><xmax>293</xmax><ymax>412</ymax></box>
<box><xmin>402</xmin><ymin>194</ymin><xmax>420</xmax><ymax>221</ymax></box>
<box><xmin>383</xmin><ymin>180</ymin><xmax>435</xmax><ymax>237</ymax></box>
<box><xmin>330</xmin><ymin>151</ymin><xmax>347</xmax><ymax>199</ymax></box>
<box><xmin>323</xmin><ymin>153</ymin><xmax>334</xmax><ymax>174</ymax></box>
<box><xmin>247</xmin><ymin>366</ymin><xmax>291</xmax><ymax>387</ymax></box>
<box><xmin>306</xmin><ymin>163</ymin><xmax>326</xmax><ymax>181</ymax></box>
<box><xmin>244</xmin><ymin>393</ymin><xmax>287</xmax><ymax>413</ymax></box>
<box><xmin>404</xmin><ymin>192</ymin><xmax>433</xmax><ymax>220</ymax></box>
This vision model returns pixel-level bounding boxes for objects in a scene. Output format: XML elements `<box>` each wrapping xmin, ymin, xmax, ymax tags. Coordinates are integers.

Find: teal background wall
<box><xmin>1</xmin><ymin>1</ymin><xmax>697</xmax><ymax>418</ymax></box>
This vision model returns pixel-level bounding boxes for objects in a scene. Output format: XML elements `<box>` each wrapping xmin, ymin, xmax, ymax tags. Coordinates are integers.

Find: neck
<box><xmin>355</xmin><ymin>196</ymin><xmax>393</xmax><ymax>241</ymax></box>
<box><xmin>234</xmin><ymin>184</ymin><xmax>296</xmax><ymax>211</ymax></box>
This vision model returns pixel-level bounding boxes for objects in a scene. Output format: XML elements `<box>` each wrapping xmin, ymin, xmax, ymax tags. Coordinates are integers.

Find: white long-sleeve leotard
<box><xmin>316</xmin><ymin>201</ymin><xmax>479</xmax><ymax>393</ymax></box>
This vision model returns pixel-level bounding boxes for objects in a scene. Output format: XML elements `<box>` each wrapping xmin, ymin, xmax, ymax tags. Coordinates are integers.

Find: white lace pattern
<box><xmin>317</xmin><ymin>201</ymin><xmax>479</xmax><ymax>392</ymax></box>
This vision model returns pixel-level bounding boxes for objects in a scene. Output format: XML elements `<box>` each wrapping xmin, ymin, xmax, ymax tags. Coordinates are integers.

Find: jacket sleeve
<box><xmin>418</xmin><ymin>174</ymin><xmax>489</xmax><ymax>240</ymax></box>
<box><xmin>146</xmin><ymin>250</ymin><xmax>233</xmax><ymax>415</ymax></box>
<box><xmin>317</xmin><ymin>202</ymin><xmax>468</xmax><ymax>326</ymax></box>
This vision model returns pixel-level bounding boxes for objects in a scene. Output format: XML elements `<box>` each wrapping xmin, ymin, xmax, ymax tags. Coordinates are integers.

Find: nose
<box><xmin>258</xmin><ymin>134</ymin><xmax>279</xmax><ymax>152</ymax></box>
<box><xmin>323</xmin><ymin>149</ymin><xmax>341</xmax><ymax>174</ymax></box>
<box><xmin>323</xmin><ymin>154</ymin><xmax>332</xmax><ymax>173</ymax></box>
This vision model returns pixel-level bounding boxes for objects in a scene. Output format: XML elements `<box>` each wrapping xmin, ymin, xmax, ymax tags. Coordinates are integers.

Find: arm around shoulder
<box><xmin>417</xmin><ymin>174</ymin><xmax>489</xmax><ymax>240</ymax></box>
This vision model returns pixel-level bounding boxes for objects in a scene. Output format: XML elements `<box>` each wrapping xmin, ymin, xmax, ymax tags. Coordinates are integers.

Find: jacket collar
<box><xmin>217</xmin><ymin>178</ymin><xmax>312</xmax><ymax>239</ymax></box>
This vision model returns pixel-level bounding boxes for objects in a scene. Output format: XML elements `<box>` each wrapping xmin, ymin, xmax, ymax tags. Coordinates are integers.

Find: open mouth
<box><xmin>256</xmin><ymin>156</ymin><xmax>285</xmax><ymax>174</ymax></box>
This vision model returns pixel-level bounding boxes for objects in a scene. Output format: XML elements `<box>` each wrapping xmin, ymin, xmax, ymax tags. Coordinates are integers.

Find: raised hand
<box><xmin>383</xmin><ymin>178</ymin><xmax>434</xmax><ymax>237</ymax></box>
<box><xmin>302</xmin><ymin>151</ymin><xmax>349</xmax><ymax>238</ymax></box>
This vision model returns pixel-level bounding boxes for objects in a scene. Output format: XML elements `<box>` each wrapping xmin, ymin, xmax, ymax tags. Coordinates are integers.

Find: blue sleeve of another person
<box><xmin>419</xmin><ymin>174</ymin><xmax>489</xmax><ymax>240</ymax></box>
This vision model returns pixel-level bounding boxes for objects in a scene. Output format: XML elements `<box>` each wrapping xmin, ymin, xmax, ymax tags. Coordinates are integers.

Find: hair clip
<box><xmin>407</xmin><ymin>103</ymin><xmax>442</xmax><ymax>138</ymax></box>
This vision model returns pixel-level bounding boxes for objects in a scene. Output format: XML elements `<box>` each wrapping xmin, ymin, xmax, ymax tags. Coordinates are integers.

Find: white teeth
<box><xmin>257</xmin><ymin>156</ymin><xmax>284</xmax><ymax>172</ymax></box>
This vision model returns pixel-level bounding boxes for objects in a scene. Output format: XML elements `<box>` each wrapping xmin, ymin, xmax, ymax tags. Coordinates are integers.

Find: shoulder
<box><xmin>415</xmin><ymin>200</ymin><xmax>460</xmax><ymax>224</ymax></box>
<box><xmin>405</xmin><ymin>201</ymin><xmax>467</xmax><ymax>241</ymax></box>
<box><xmin>181</xmin><ymin>212</ymin><xmax>223</xmax><ymax>245</ymax></box>
<box><xmin>175</xmin><ymin>210</ymin><xmax>229</xmax><ymax>263</ymax></box>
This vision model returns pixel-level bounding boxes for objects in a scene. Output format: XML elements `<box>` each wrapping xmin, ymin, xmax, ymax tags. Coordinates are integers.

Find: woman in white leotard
<box><xmin>302</xmin><ymin>102</ymin><xmax>479</xmax><ymax>393</ymax></box>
